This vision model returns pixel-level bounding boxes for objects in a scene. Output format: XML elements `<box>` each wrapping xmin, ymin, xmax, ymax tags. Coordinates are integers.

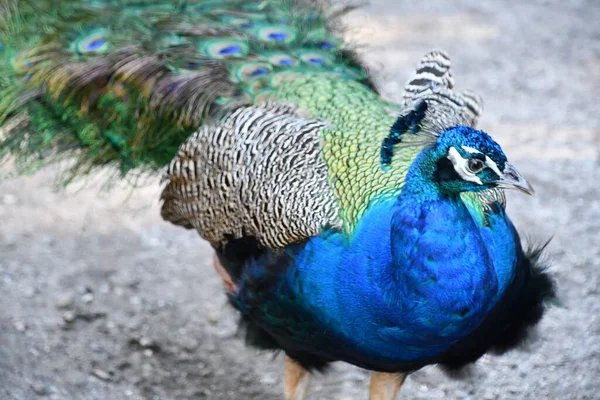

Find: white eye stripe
<box><xmin>447</xmin><ymin>147</ymin><xmax>482</xmax><ymax>184</ymax></box>
<box><xmin>484</xmin><ymin>156</ymin><xmax>502</xmax><ymax>176</ymax></box>
<box><xmin>460</xmin><ymin>146</ymin><xmax>503</xmax><ymax>176</ymax></box>
<box><xmin>461</xmin><ymin>145</ymin><xmax>482</xmax><ymax>154</ymax></box>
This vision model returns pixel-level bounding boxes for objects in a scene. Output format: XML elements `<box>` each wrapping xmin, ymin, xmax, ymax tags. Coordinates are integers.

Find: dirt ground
<box><xmin>1</xmin><ymin>0</ymin><xmax>599</xmax><ymax>399</ymax></box>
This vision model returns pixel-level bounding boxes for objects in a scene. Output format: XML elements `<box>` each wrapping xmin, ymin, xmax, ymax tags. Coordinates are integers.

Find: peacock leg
<box><xmin>368</xmin><ymin>372</ymin><xmax>407</xmax><ymax>400</ymax></box>
<box><xmin>212</xmin><ymin>253</ymin><xmax>237</xmax><ymax>293</ymax></box>
<box><xmin>284</xmin><ymin>355</ymin><xmax>311</xmax><ymax>400</ymax></box>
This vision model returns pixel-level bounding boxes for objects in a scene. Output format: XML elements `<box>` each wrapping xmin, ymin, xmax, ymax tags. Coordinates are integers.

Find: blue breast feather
<box><xmin>233</xmin><ymin>189</ymin><xmax>519</xmax><ymax>370</ymax></box>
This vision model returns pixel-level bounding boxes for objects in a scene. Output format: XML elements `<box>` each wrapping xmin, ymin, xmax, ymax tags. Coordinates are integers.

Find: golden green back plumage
<box><xmin>271</xmin><ymin>75</ymin><xmax>415</xmax><ymax>232</ymax></box>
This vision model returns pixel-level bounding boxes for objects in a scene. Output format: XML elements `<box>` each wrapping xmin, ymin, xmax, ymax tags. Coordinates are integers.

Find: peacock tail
<box><xmin>0</xmin><ymin>0</ymin><xmax>370</xmax><ymax>178</ymax></box>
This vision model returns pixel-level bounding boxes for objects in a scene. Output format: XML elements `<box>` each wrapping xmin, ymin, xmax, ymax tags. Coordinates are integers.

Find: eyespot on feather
<box><xmin>298</xmin><ymin>51</ymin><xmax>334</xmax><ymax>67</ymax></box>
<box><xmin>252</xmin><ymin>25</ymin><xmax>296</xmax><ymax>43</ymax></box>
<box><xmin>198</xmin><ymin>39</ymin><xmax>249</xmax><ymax>58</ymax></box>
<box><xmin>11</xmin><ymin>50</ymin><xmax>36</xmax><ymax>73</ymax></box>
<box><xmin>315</xmin><ymin>41</ymin><xmax>336</xmax><ymax>50</ymax></box>
<box><xmin>230</xmin><ymin>62</ymin><xmax>273</xmax><ymax>81</ymax></box>
<box><xmin>263</xmin><ymin>52</ymin><xmax>298</xmax><ymax>67</ymax></box>
<box><xmin>253</xmin><ymin>89</ymin><xmax>274</xmax><ymax>103</ymax></box>
<box><xmin>73</xmin><ymin>29</ymin><xmax>110</xmax><ymax>54</ymax></box>
<box><xmin>304</xmin><ymin>29</ymin><xmax>342</xmax><ymax>49</ymax></box>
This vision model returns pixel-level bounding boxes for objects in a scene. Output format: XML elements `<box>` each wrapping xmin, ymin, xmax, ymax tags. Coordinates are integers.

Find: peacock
<box><xmin>0</xmin><ymin>0</ymin><xmax>557</xmax><ymax>399</ymax></box>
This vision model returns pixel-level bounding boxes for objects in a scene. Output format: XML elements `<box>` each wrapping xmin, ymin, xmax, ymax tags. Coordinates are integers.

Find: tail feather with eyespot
<box><xmin>0</xmin><ymin>0</ymin><xmax>372</xmax><ymax>180</ymax></box>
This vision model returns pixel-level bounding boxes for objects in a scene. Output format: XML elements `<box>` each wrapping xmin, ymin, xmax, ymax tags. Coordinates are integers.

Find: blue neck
<box><xmin>396</xmin><ymin>145</ymin><xmax>445</xmax><ymax>201</ymax></box>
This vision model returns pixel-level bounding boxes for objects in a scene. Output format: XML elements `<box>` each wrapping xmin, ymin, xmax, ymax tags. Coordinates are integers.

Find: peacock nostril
<box><xmin>505</xmin><ymin>171</ymin><xmax>518</xmax><ymax>180</ymax></box>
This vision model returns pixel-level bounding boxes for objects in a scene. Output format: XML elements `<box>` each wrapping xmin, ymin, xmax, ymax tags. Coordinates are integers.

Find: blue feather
<box><xmin>317</xmin><ymin>41</ymin><xmax>335</xmax><ymax>49</ymax></box>
<box><xmin>219</xmin><ymin>45</ymin><xmax>242</xmax><ymax>56</ymax></box>
<box><xmin>267</xmin><ymin>32</ymin><xmax>289</xmax><ymax>41</ymax></box>
<box><xmin>85</xmin><ymin>38</ymin><xmax>106</xmax><ymax>51</ymax></box>
<box><xmin>307</xmin><ymin>57</ymin><xmax>325</xmax><ymax>65</ymax></box>
<box><xmin>380</xmin><ymin>100</ymin><xmax>428</xmax><ymax>171</ymax></box>
<box><xmin>249</xmin><ymin>67</ymin><xmax>269</xmax><ymax>77</ymax></box>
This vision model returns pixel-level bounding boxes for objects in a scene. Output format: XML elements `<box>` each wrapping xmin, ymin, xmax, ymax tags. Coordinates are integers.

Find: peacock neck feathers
<box><xmin>197</xmin><ymin>74</ymin><xmax>538</xmax><ymax>369</ymax></box>
<box><xmin>232</xmin><ymin>130</ymin><xmax>519</xmax><ymax>368</ymax></box>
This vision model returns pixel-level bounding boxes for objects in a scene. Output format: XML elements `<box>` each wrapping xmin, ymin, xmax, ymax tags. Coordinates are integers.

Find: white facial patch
<box><xmin>448</xmin><ymin>146</ymin><xmax>504</xmax><ymax>184</ymax></box>
<box><xmin>447</xmin><ymin>147</ymin><xmax>482</xmax><ymax>184</ymax></box>
<box><xmin>460</xmin><ymin>145</ymin><xmax>503</xmax><ymax>176</ymax></box>
<box><xmin>461</xmin><ymin>145</ymin><xmax>482</xmax><ymax>154</ymax></box>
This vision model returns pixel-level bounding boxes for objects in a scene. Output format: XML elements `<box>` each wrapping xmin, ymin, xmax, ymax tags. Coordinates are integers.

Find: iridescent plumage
<box><xmin>0</xmin><ymin>1</ymin><xmax>556</xmax><ymax>399</ymax></box>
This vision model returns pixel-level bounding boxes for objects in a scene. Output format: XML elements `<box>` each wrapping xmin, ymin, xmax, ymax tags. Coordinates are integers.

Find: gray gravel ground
<box><xmin>1</xmin><ymin>0</ymin><xmax>599</xmax><ymax>399</ymax></box>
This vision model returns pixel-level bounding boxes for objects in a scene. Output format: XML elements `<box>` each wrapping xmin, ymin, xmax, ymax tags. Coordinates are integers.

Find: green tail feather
<box><xmin>0</xmin><ymin>0</ymin><xmax>373</xmax><ymax>179</ymax></box>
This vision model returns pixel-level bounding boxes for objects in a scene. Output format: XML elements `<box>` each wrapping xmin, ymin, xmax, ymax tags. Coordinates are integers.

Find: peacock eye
<box><xmin>467</xmin><ymin>158</ymin><xmax>485</xmax><ymax>173</ymax></box>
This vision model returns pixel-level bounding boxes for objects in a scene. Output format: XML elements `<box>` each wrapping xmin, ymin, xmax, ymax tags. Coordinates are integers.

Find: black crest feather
<box><xmin>380</xmin><ymin>100</ymin><xmax>428</xmax><ymax>170</ymax></box>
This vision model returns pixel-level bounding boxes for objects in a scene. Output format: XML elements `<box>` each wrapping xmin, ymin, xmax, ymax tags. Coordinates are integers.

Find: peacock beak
<box><xmin>495</xmin><ymin>163</ymin><xmax>535</xmax><ymax>195</ymax></box>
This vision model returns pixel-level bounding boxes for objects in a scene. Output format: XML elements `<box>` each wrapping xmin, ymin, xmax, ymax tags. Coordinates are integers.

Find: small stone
<box><xmin>102</xmin><ymin>320</ymin><xmax>117</xmax><ymax>334</ymax></box>
<box><xmin>81</xmin><ymin>292</ymin><xmax>94</xmax><ymax>304</ymax></box>
<box><xmin>139</xmin><ymin>337</ymin><xmax>154</xmax><ymax>348</ymax></box>
<box><xmin>31</xmin><ymin>382</ymin><xmax>47</xmax><ymax>396</ymax></box>
<box><xmin>180</xmin><ymin>337</ymin><xmax>199</xmax><ymax>352</ymax></box>
<box><xmin>13</xmin><ymin>320</ymin><xmax>27</xmax><ymax>332</ymax></box>
<box><xmin>260</xmin><ymin>373</ymin><xmax>277</xmax><ymax>385</ymax></box>
<box><xmin>206</xmin><ymin>309</ymin><xmax>220</xmax><ymax>325</ymax></box>
<box><xmin>2</xmin><ymin>194</ymin><xmax>17</xmax><ymax>205</ymax></box>
<box><xmin>141</xmin><ymin>363</ymin><xmax>153</xmax><ymax>379</ymax></box>
<box><xmin>56</xmin><ymin>293</ymin><xmax>74</xmax><ymax>309</ymax></box>
<box><xmin>143</xmin><ymin>349</ymin><xmax>154</xmax><ymax>357</ymax></box>
<box><xmin>62</xmin><ymin>311</ymin><xmax>76</xmax><ymax>323</ymax></box>
<box><xmin>129</xmin><ymin>296</ymin><xmax>141</xmax><ymax>306</ymax></box>
<box><xmin>199</xmin><ymin>369</ymin><xmax>213</xmax><ymax>378</ymax></box>
<box><xmin>92</xmin><ymin>369</ymin><xmax>111</xmax><ymax>381</ymax></box>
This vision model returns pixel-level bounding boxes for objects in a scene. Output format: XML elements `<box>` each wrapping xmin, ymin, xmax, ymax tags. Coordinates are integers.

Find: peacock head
<box><xmin>381</xmin><ymin>100</ymin><xmax>534</xmax><ymax>196</ymax></box>
<box><xmin>432</xmin><ymin>126</ymin><xmax>534</xmax><ymax>196</ymax></box>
